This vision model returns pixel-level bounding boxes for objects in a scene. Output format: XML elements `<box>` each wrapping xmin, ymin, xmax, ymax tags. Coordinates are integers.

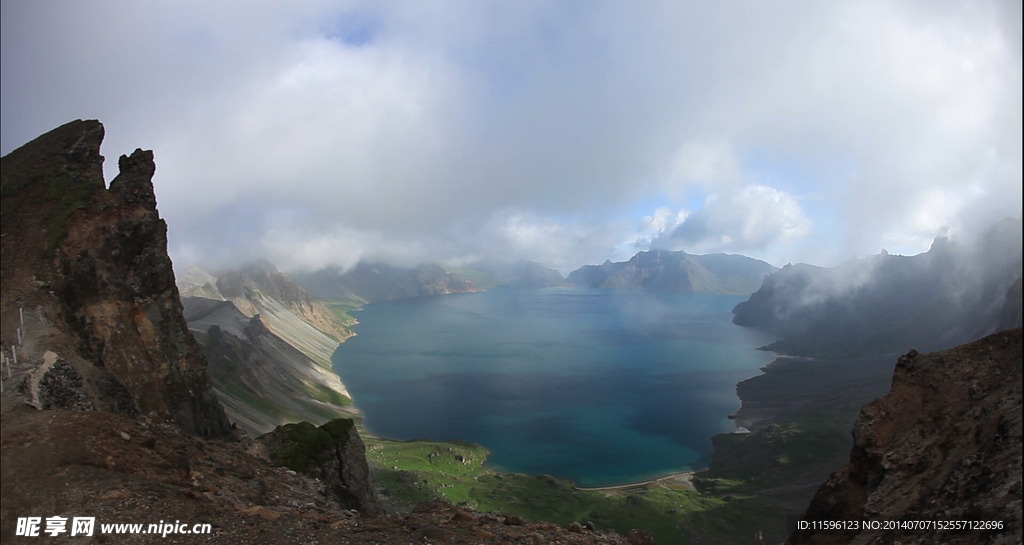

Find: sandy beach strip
<box><xmin>573</xmin><ymin>470</ymin><xmax>696</xmax><ymax>492</ymax></box>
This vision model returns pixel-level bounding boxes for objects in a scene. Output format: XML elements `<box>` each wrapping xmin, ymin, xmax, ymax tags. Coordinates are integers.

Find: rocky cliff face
<box><xmin>787</xmin><ymin>329</ymin><xmax>1022</xmax><ymax>545</ymax></box>
<box><xmin>1</xmin><ymin>119</ymin><xmax>230</xmax><ymax>437</ymax></box>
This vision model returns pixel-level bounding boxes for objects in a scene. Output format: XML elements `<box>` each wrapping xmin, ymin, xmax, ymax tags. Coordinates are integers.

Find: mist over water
<box><xmin>333</xmin><ymin>287</ymin><xmax>776</xmax><ymax>486</ymax></box>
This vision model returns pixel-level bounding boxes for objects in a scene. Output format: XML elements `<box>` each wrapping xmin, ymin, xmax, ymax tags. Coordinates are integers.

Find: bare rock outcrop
<box><xmin>260</xmin><ymin>418</ymin><xmax>381</xmax><ymax>515</ymax></box>
<box><xmin>1</xmin><ymin>119</ymin><xmax>230</xmax><ymax>437</ymax></box>
<box><xmin>787</xmin><ymin>329</ymin><xmax>1022</xmax><ymax>545</ymax></box>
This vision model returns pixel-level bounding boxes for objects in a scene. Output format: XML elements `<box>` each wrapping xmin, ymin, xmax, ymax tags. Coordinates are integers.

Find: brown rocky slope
<box><xmin>787</xmin><ymin>328</ymin><xmax>1022</xmax><ymax>545</ymax></box>
<box><xmin>2</xmin><ymin>404</ymin><xmax>641</xmax><ymax>544</ymax></box>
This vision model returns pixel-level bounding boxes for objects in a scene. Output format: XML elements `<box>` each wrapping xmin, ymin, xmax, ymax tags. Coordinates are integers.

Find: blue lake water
<box><xmin>332</xmin><ymin>287</ymin><xmax>776</xmax><ymax>487</ymax></box>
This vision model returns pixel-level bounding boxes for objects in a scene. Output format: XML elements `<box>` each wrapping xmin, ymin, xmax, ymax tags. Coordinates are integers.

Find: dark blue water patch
<box><xmin>333</xmin><ymin>287</ymin><xmax>775</xmax><ymax>486</ymax></box>
<box><xmin>625</xmin><ymin>367</ymin><xmax>757</xmax><ymax>449</ymax></box>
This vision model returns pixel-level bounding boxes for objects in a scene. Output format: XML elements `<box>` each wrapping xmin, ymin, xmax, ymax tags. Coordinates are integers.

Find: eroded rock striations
<box><xmin>182</xmin><ymin>295</ymin><xmax>360</xmax><ymax>436</ymax></box>
<box><xmin>177</xmin><ymin>261</ymin><xmax>360</xmax><ymax>436</ymax></box>
<box><xmin>787</xmin><ymin>329</ymin><xmax>1023</xmax><ymax>545</ymax></box>
<box><xmin>1</xmin><ymin>119</ymin><xmax>230</xmax><ymax>436</ymax></box>
<box><xmin>183</xmin><ymin>260</ymin><xmax>355</xmax><ymax>352</ymax></box>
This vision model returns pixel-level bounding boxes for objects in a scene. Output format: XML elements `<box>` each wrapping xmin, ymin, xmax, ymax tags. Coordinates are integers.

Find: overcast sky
<box><xmin>3</xmin><ymin>1</ymin><xmax>1021</xmax><ymax>274</ymax></box>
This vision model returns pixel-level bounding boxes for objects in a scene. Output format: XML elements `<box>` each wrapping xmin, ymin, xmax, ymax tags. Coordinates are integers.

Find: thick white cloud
<box><xmin>2</xmin><ymin>1</ymin><xmax>1020</xmax><ymax>272</ymax></box>
<box><xmin>651</xmin><ymin>185</ymin><xmax>812</xmax><ymax>255</ymax></box>
<box><xmin>158</xmin><ymin>37</ymin><xmax>469</xmax><ymax>229</ymax></box>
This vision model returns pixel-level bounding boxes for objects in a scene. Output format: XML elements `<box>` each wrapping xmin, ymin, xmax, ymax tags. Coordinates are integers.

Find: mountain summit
<box><xmin>1</xmin><ymin>119</ymin><xmax>229</xmax><ymax>436</ymax></box>
<box><xmin>567</xmin><ymin>249</ymin><xmax>776</xmax><ymax>294</ymax></box>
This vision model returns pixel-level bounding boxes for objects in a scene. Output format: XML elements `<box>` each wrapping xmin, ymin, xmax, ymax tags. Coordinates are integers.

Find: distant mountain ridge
<box><xmin>293</xmin><ymin>261</ymin><xmax>484</xmax><ymax>304</ymax></box>
<box><xmin>567</xmin><ymin>249</ymin><xmax>776</xmax><ymax>294</ymax></box>
<box><xmin>468</xmin><ymin>260</ymin><xmax>567</xmax><ymax>289</ymax></box>
<box><xmin>293</xmin><ymin>250</ymin><xmax>773</xmax><ymax>305</ymax></box>
<box><xmin>733</xmin><ymin>217</ymin><xmax>1023</xmax><ymax>357</ymax></box>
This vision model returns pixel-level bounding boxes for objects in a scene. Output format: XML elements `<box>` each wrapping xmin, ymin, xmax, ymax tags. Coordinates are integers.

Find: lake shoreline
<box><xmin>727</xmin><ymin>354</ymin><xmax>819</xmax><ymax>432</ymax></box>
<box><xmin>334</xmin><ymin>288</ymin><xmax>775</xmax><ymax>486</ymax></box>
<box><xmin>573</xmin><ymin>470</ymin><xmax>696</xmax><ymax>491</ymax></box>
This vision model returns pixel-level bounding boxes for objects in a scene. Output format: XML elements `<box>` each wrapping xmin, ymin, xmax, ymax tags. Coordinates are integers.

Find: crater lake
<box><xmin>332</xmin><ymin>287</ymin><xmax>776</xmax><ymax>487</ymax></box>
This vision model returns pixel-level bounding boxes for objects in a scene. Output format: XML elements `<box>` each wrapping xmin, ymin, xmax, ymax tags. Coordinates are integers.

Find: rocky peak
<box><xmin>1</xmin><ymin>120</ymin><xmax>230</xmax><ymax>437</ymax></box>
<box><xmin>108</xmin><ymin>149</ymin><xmax>157</xmax><ymax>208</ymax></box>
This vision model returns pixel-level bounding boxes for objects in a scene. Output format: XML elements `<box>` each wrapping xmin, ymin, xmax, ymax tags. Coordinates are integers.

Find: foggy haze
<box><xmin>2</xmin><ymin>1</ymin><xmax>1021</xmax><ymax>275</ymax></box>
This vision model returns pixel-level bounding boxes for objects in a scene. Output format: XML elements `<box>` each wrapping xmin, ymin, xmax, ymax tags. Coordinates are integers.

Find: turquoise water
<box><xmin>332</xmin><ymin>287</ymin><xmax>775</xmax><ymax>487</ymax></box>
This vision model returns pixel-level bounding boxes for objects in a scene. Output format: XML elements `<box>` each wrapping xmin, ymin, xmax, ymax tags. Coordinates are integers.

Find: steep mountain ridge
<box><xmin>182</xmin><ymin>296</ymin><xmax>359</xmax><ymax>436</ymax></box>
<box><xmin>217</xmin><ymin>260</ymin><xmax>352</xmax><ymax>340</ymax></box>
<box><xmin>177</xmin><ymin>262</ymin><xmax>358</xmax><ymax>436</ymax></box>
<box><xmin>733</xmin><ymin>220</ymin><xmax>1023</xmax><ymax>357</ymax></box>
<box><xmin>178</xmin><ymin>261</ymin><xmax>352</xmax><ymax>369</ymax></box>
<box><xmin>567</xmin><ymin>249</ymin><xmax>776</xmax><ymax>294</ymax></box>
